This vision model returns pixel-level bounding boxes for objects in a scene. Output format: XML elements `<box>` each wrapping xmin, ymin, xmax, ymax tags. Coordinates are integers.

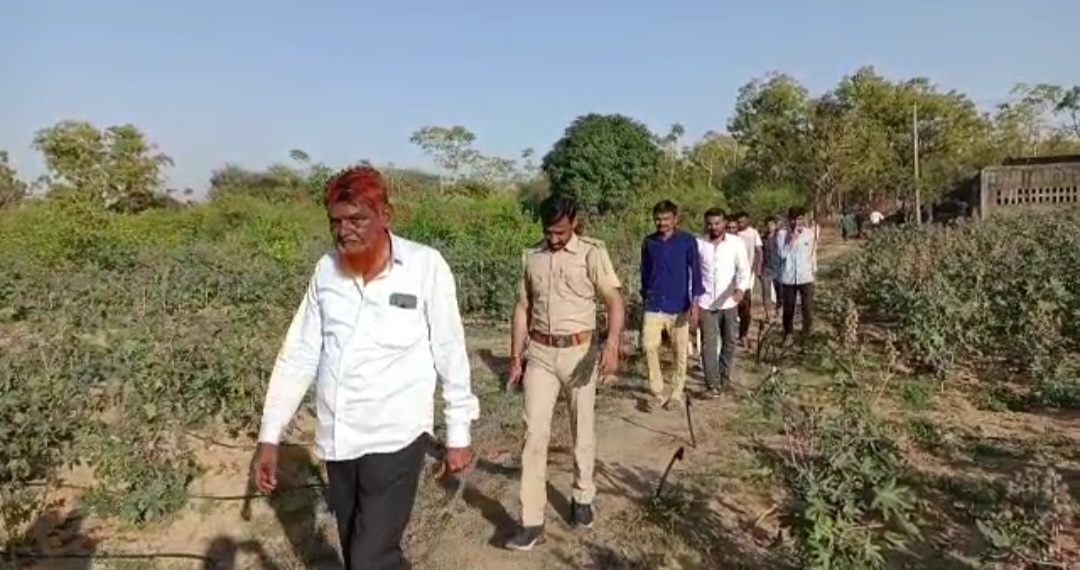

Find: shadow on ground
<box><xmin>205</xmin><ymin>444</ymin><xmax>339</xmax><ymax>569</ymax></box>
<box><xmin>557</xmin><ymin>457</ymin><xmax>791</xmax><ymax>570</ymax></box>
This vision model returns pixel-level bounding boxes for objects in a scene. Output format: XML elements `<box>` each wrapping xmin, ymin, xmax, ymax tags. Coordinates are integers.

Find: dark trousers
<box><xmin>699</xmin><ymin>307</ymin><xmax>738</xmax><ymax>388</ymax></box>
<box><xmin>325</xmin><ymin>435</ymin><xmax>426</xmax><ymax>570</ymax></box>
<box><xmin>781</xmin><ymin>283</ymin><xmax>815</xmax><ymax>340</ymax></box>
<box><xmin>736</xmin><ymin>290</ymin><xmax>752</xmax><ymax>340</ymax></box>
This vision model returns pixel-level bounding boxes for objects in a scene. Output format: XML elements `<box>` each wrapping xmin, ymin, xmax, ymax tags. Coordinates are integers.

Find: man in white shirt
<box><xmin>251</xmin><ymin>166</ymin><xmax>481</xmax><ymax>570</ymax></box>
<box><xmin>696</xmin><ymin>208</ymin><xmax>752</xmax><ymax>398</ymax></box>
<box><xmin>776</xmin><ymin>206</ymin><xmax>817</xmax><ymax>349</ymax></box>
<box><xmin>734</xmin><ymin>211</ymin><xmax>763</xmax><ymax>348</ymax></box>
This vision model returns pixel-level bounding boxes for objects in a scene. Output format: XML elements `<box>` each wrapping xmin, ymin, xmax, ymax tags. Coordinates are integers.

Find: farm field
<box><xmin>2</xmin><ymin>203</ymin><xmax>1078</xmax><ymax>570</ymax></box>
<box><xmin>2</xmin><ymin>66</ymin><xmax>1080</xmax><ymax>570</ymax></box>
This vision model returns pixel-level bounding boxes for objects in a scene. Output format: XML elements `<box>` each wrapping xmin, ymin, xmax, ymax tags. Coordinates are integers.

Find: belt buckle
<box><xmin>554</xmin><ymin>335</ymin><xmax>571</xmax><ymax>348</ymax></box>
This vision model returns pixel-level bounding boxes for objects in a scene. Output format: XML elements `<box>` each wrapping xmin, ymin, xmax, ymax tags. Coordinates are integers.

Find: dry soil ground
<box><xmin>10</xmin><ymin>235</ymin><xmax>1080</xmax><ymax>570</ymax></box>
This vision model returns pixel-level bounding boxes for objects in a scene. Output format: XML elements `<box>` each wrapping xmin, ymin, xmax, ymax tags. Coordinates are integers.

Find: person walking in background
<box><xmin>696</xmin><ymin>208</ymin><xmax>752</xmax><ymax>398</ymax></box>
<box><xmin>734</xmin><ymin>211</ymin><xmax>763</xmax><ymax>348</ymax></box>
<box><xmin>725</xmin><ymin>219</ymin><xmax>739</xmax><ymax>235</ymax></box>
<box><xmin>760</xmin><ymin>216</ymin><xmax>782</xmax><ymax>321</ymax></box>
<box><xmin>505</xmin><ymin>195</ymin><xmax>624</xmax><ymax>550</ymax></box>
<box><xmin>776</xmin><ymin>206</ymin><xmax>817</xmax><ymax>349</ymax></box>
<box><xmin>252</xmin><ymin>166</ymin><xmax>480</xmax><ymax>570</ymax></box>
<box><xmin>839</xmin><ymin>210</ymin><xmax>856</xmax><ymax>241</ymax></box>
<box><xmin>639</xmin><ymin>200</ymin><xmax>702</xmax><ymax>412</ymax></box>
<box><xmin>869</xmin><ymin>208</ymin><xmax>884</xmax><ymax>227</ymax></box>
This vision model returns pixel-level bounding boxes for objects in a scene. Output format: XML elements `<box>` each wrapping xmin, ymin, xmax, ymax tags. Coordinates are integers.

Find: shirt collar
<box><xmin>386</xmin><ymin>232</ymin><xmax>406</xmax><ymax>266</ymax></box>
<box><xmin>651</xmin><ymin>230</ymin><xmax>684</xmax><ymax>242</ymax></box>
<box><xmin>554</xmin><ymin>233</ymin><xmax>581</xmax><ymax>254</ymax></box>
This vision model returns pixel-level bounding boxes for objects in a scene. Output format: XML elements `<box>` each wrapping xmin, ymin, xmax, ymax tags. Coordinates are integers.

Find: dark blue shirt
<box><xmin>640</xmin><ymin>230</ymin><xmax>703</xmax><ymax>315</ymax></box>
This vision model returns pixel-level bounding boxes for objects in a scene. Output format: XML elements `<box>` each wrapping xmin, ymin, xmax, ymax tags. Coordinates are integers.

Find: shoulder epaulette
<box><xmin>578</xmin><ymin>236</ymin><xmax>607</xmax><ymax>250</ymax></box>
<box><xmin>526</xmin><ymin>239</ymin><xmax>546</xmax><ymax>254</ymax></box>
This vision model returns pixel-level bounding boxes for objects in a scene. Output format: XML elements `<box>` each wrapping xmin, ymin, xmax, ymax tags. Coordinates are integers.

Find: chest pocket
<box><xmin>527</xmin><ymin>256</ymin><xmax>551</xmax><ymax>298</ymax></box>
<box><xmin>369</xmin><ymin>288</ymin><xmax>427</xmax><ymax>349</ymax></box>
<box><xmin>558</xmin><ymin>256</ymin><xmax>594</xmax><ymax>299</ymax></box>
<box><xmin>318</xmin><ymin>284</ymin><xmax>359</xmax><ymax>343</ymax></box>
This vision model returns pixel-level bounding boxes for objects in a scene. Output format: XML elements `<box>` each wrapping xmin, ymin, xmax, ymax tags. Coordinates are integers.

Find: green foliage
<box><xmin>737</xmin><ymin>183</ymin><xmax>806</xmax><ymax>221</ymax></box>
<box><xmin>542</xmin><ymin>113</ymin><xmax>663</xmax><ymax>216</ymax></box>
<box><xmin>833</xmin><ymin>208</ymin><xmax>1080</xmax><ymax>408</ymax></box>
<box><xmin>31</xmin><ymin>121</ymin><xmax>174</xmax><ymax>212</ymax></box>
<box><xmin>0</xmin><ymin>151</ymin><xmax>28</xmax><ymax>208</ymax></box>
<box><xmin>975</xmin><ymin>466</ymin><xmax>1074</xmax><ymax>569</ymax></box>
<box><xmin>751</xmin><ymin>368</ymin><xmax>921</xmax><ymax>570</ymax></box>
<box><xmin>728</xmin><ymin>67</ymin><xmax>1080</xmax><ymax>212</ymax></box>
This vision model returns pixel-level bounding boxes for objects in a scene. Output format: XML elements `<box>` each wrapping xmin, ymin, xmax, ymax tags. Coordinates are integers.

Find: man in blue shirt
<box><xmin>640</xmin><ymin>200</ymin><xmax>703</xmax><ymax>411</ymax></box>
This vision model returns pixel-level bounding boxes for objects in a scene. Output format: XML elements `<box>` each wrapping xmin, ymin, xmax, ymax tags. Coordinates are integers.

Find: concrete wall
<box><xmin>977</xmin><ymin>163</ymin><xmax>1080</xmax><ymax>219</ymax></box>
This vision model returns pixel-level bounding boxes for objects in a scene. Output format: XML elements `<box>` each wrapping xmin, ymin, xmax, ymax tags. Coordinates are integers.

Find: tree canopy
<box><xmin>542</xmin><ymin>113</ymin><xmax>663</xmax><ymax>216</ymax></box>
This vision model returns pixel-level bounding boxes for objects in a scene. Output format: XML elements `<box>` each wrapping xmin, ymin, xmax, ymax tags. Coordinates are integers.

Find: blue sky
<box><xmin>3</xmin><ymin>0</ymin><xmax>1078</xmax><ymax>193</ymax></box>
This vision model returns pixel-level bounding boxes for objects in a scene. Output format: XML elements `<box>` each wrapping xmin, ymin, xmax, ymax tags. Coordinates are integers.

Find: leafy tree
<box><xmin>683</xmin><ymin>131</ymin><xmax>741</xmax><ymax>191</ymax></box>
<box><xmin>726</xmin><ymin>66</ymin><xmax>1029</xmax><ymax>213</ymax></box>
<box><xmin>0</xmin><ymin>151</ymin><xmax>28</xmax><ymax>209</ymax></box>
<box><xmin>657</xmin><ymin>122</ymin><xmax>686</xmax><ymax>190</ymax></box>
<box><xmin>409</xmin><ymin>125</ymin><xmax>480</xmax><ymax>186</ymax></box>
<box><xmin>32</xmin><ymin>121</ymin><xmax>173</xmax><ymax>212</ymax></box>
<box><xmin>409</xmin><ymin>125</ymin><xmax>525</xmax><ymax>189</ymax></box>
<box><xmin>542</xmin><ymin>113</ymin><xmax>662</xmax><ymax>216</ymax></box>
<box><xmin>728</xmin><ymin>72</ymin><xmax>814</xmax><ymax>186</ymax></box>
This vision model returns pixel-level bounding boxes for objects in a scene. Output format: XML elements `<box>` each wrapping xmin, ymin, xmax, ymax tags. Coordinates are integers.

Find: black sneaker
<box><xmin>505</xmin><ymin>525</ymin><xmax>545</xmax><ymax>551</ymax></box>
<box><xmin>703</xmin><ymin>385</ymin><xmax>723</xmax><ymax>399</ymax></box>
<box><xmin>571</xmin><ymin>501</ymin><xmax>594</xmax><ymax>529</ymax></box>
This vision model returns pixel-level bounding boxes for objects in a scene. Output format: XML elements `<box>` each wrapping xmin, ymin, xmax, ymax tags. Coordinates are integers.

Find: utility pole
<box><xmin>913</xmin><ymin>103</ymin><xmax>921</xmax><ymax>225</ymax></box>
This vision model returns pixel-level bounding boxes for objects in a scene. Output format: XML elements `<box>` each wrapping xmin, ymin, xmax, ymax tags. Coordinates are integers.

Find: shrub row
<box><xmin>832</xmin><ymin>208</ymin><xmax>1080</xmax><ymax>406</ymax></box>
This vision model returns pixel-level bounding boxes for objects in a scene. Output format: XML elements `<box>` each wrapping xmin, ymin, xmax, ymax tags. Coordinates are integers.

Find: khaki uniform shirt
<box><xmin>520</xmin><ymin>234</ymin><xmax>621</xmax><ymax>335</ymax></box>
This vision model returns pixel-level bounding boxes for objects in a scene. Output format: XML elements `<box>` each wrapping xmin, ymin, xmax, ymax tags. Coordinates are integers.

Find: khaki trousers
<box><xmin>641</xmin><ymin>311</ymin><xmax>690</xmax><ymax>402</ymax></box>
<box><xmin>519</xmin><ymin>341</ymin><xmax>598</xmax><ymax>527</ymax></box>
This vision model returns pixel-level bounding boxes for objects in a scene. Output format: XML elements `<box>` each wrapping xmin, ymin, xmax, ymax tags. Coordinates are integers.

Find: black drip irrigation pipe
<box><xmin>0</xmin><ymin>549</ymin><xmax>224</xmax><ymax>569</ymax></box>
<box><xmin>21</xmin><ymin>481</ymin><xmax>327</xmax><ymax>501</ymax></box>
<box><xmin>0</xmin><ymin>483</ymin><xmax>332</xmax><ymax>568</ymax></box>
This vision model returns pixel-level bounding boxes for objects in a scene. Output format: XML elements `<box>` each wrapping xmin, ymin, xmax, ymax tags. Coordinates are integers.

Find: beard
<box><xmin>336</xmin><ymin>230</ymin><xmax>390</xmax><ymax>278</ymax></box>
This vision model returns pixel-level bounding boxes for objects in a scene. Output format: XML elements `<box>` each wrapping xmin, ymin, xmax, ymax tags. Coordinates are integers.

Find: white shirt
<box><xmin>257</xmin><ymin>234</ymin><xmax>481</xmax><ymax>462</ymax></box>
<box><xmin>869</xmin><ymin>211</ymin><xmax>884</xmax><ymax>224</ymax></box>
<box><xmin>696</xmin><ymin>235</ymin><xmax>752</xmax><ymax>310</ymax></box>
<box><xmin>737</xmin><ymin>227</ymin><xmax>763</xmax><ymax>267</ymax></box>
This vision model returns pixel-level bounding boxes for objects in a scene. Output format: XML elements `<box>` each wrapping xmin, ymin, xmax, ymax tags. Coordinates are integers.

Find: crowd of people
<box><xmin>248</xmin><ymin>165</ymin><xmax>819</xmax><ymax>568</ymax></box>
<box><xmin>639</xmin><ymin>200</ymin><xmax>818</xmax><ymax>412</ymax></box>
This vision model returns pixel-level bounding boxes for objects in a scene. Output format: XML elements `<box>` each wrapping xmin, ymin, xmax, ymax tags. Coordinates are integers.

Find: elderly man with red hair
<box><xmin>251</xmin><ymin>166</ymin><xmax>480</xmax><ymax>570</ymax></box>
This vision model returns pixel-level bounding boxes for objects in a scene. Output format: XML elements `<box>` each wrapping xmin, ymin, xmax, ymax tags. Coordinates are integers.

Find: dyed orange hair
<box><xmin>323</xmin><ymin>165</ymin><xmax>389</xmax><ymax>209</ymax></box>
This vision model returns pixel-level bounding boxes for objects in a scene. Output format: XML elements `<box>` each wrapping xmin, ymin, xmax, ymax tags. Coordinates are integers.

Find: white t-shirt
<box><xmin>869</xmin><ymin>211</ymin><xmax>884</xmax><ymax>224</ymax></box>
<box><xmin>737</xmin><ymin>227</ymin><xmax>763</xmax><ymax>267</ymax></box>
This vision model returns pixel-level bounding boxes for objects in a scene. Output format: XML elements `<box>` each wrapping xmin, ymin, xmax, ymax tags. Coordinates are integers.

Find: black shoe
<box><xmin>571</xmin><ymin>501</ymin><xmax>594</xmax><ymax>529</ymax></box>
<box><xmin>703</xmin><ymin>385</ymin><xmax>723</xmax><ymax>399</ymax></box>
<box><xmin>505</xmin><ymin>525</ymin><xmax>545</xmax><ymax>551</ymax></box>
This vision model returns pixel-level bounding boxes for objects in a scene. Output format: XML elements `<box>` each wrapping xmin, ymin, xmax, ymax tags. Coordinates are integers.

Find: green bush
<box><xmin>832</xmin><ymin>208</ymin><xmax>1080</xmax><ymax>406</ymax></box>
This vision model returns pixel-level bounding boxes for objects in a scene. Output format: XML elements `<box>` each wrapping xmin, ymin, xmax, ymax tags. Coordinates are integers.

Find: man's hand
<box><xmin>688</xmin><ymin>305</ymin><xmax>700</xmax><ymax>332</ymax></box>
<box><xmin>732</xmin><ymin>289</ymin><xmax>744</xmax><ymax>305</ymax></box>
<box><xmin>251</xmin><ymin>442</ymin><xmax>279</xmax><ymax>494</ymax></box>
<box><xmin>507</xmin><ymin>356</ymin><xmax>524</xmax><ymax>388</ymax></box>
<box><xmin>599</xmin><ymin>341</ymin><xmax>620</xmax><ymax>377</ymax></box>
<box><xmin>443</xmin><ymin>446</ymin><xmax>475</xmax><ymax>475</ymax></box>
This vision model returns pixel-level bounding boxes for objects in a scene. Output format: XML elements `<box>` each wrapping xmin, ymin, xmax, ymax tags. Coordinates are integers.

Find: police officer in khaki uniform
<box><xmin>504</xmin><ymin>195</ymin><xmax>624</xmax><ymax>551</ymax></box>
